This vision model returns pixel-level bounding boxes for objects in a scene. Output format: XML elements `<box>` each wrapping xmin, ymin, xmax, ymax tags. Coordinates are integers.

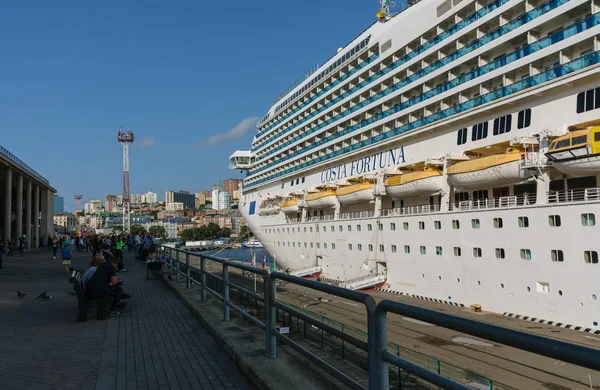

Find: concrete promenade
<box><xmin>0</xmin><ymin>249</ymin><xmax>254</xmax><ymax>390</ymax></box>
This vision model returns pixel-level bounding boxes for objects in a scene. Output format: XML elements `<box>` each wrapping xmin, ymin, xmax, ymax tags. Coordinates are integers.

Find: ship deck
<box><xmin>200</xmin><ymin>259</ymin><xmax>600</xmax><ymax>389</ymax></box>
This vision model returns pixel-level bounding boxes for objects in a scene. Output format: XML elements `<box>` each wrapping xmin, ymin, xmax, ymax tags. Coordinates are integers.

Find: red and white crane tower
<box><xmin>118</xmin><ymin>127</ymin><xmax>134</xmax><ymax>234</ymax></box>
<box><xmin>74</xmin><ymin>195</ymin><xmax>83</xmax><ymax>236</ymax></box>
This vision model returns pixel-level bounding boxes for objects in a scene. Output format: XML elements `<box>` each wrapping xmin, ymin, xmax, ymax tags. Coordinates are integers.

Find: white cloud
<box><xmin>137</xmin><ymin>136</ymin><xmax>156</xmax><ymax>148</ymax></box>
<box><xmin>206</xmin><ymin>117</ymin><xmax>258</xmax><ymax>146</ymax></box>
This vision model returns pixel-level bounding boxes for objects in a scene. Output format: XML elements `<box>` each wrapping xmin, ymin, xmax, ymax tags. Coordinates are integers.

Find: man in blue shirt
<box><xmin>62</xmin><ymin>243</ymin><xmax>72</xmax><ymax>274</ymax></box>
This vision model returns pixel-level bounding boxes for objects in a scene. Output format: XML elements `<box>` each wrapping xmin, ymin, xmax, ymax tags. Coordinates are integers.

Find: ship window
<box><xmin>405</xmin><ymin>245</ymin><xmax>411</xmax><ymax>254</ymax></box>
<box><xmin>582</xmin><ymin>213</ymin><xmax>596</xmax><ymax>226</ymax></box>
<box><xmin>292</xmin><ymin>242</ymin><xmax>295</xmax><ymax>247</ymax></box>
<box><xmin>555</xmin><ymin>139</ymin><xmax>570</xmax><ymax>149</ymax></box>
<box><xmin>296</xmin><ymin>179</ymin><xmax>299</xmax><ymax>185</ymax></box>
<box><xmin>471</xmin><ymin>122</ymin><xmax>488</xmax><ymax>141</ymax></box>
<box><xmin>520</xmin><ymin>249</ymin><xmax>532</xmax><ymax>260</ymax></box>
<box><xmin>420</xmin><ymin>246</ymin><xmax>426</xmax><ymax>255</ymax></box>
<box><xmin>310</xmin><ymin>227</ymin><xmax>313</xmax><ymax>232</ymax></box>
<box><xmin>323</xmin><ymin>226</ymin><xmax>327</xmax><ymax>232</ymax></box>
<box><xmin>495</xmin><ymin>248</ymin><xmax>505</xmax><ymax>259</ymax></box>
<box><xmin>287</xmin><ymin>228</ymin><xmax>290</xmax><ymax>233</ymax></box>
<box><xmin>357</xmin><ymin>244</ymin><xmax>362</xmax><ymax>251</ymax></box>
<box><xmin>577</xmin><ymin>87</ymin><xmax>600</xmax><ymax>113</ymax></box>
<box><xmin>436</xmin><ymin>246</ymin><xmax>443</xmax><ymax>256</ymax></box>
<box><xmin>518</xmin><ymin>216</ymin><xmax>529</xmax><ymax>227</ymax></box>
<box><xmin>379</xmin><ymin>245</ymin><xmax>384</xmax><ymax>252</ymax></box>
<box><xmin>331</xmin><ymin>225</ymin><xmax>335</xmax><ymax>232</ymax></box>
<box><xmin>419</xmin><ymin>221</ymin><xmax>425</xmax><ymax>230</ymax></box>
<box><xmin>339</xmin><ymin>225</ymin><xmax>343</xmax><ymax>232</ymax></box>
<box><xmin>551</xmin><ymin>250</ymin><xmax>564</xmax><ymax>262</ymax></box>
<box><xmin>585</xmin><ymin>251</ymin><xmax>599</xmax><ymax>264</ymax></box>
<box><xmin>403</xmin><ymin>222</ymin><xmax>409</xmax><ymax>230</ymax></box>
<box><xmin>348</xmin><ymin>244</ymin><xmax>352</xmax><ymax>250</ymax></box>
<box><xmin>367</xmin><ymin>224</ymin><xmax>373</xmax><ymax>231</ymax></box>
<box><xmin>302</xmin><ymin>177</ymin><xmax>305</xmax><ymax>183</ymax></box>
<box><xmin>348</xmin><ymin>225</ymin><xmax>352</xmax><ymax>231</ymax></box>
<box><xmin>587</xmin><ymin>89</ymin><xmax>595</xmax><ymax>111</ymax></box>
<box><xmin>304</xmin><ymin>242</ymin><xmax>307</xmax><ymax>248</ymax></box>
<box><xmin>493</xmin><ymin>114</ymin><xmax>512</xmax><ymax>135</ymax></box>
<box><xmin>316</xmin><ymin>226</ymin><xmax>319</xmax><ymax>232</ymax></box>
<box><xmin>310</xmin><ymin>242</ymin><xmax>314</xmax><ymax>248</ymax></box>
<box><xmin>332</xmin><ymin>243</ymin><xmax>335</xmax><ymax>250</ymax></box>
<box><xmin>378</xmin><ymin>223</ymin><xmax>383</xmax><ymax>231</ymax></box>
<box><xmin>292</xmin><ymin>228</ymin><xmax>295</xmax><ymax>233</ymax></box>
<box><xmin>572</xmin><ymin>135</ymin><xmax>587</xmax><ymax>146</ymax></box>
<box><xmin>457</xmin><ymin>128</ymin><xmax>468</xmax><ymax>145</ymax></box>
<box><xmin>390</xmin><ymin>223</ymin><xmax>396</xmax><ymax>230</ymax></box>
<box><xmin>595</xmin><ymin>133</ymin><xmax>600</xmax><ymax>142</ymax></box>
<box><xmin>548</xmin><ymin>215</ymin><xmax>561</xmax><ymax>227</ymax></box>
<box><xmin>392</xmin><ymin>245</ymin><xmax>397</xmax><ymax>253</ymax></box>
<box><xmin>473</xmin><ymin>248</ymin><xmax>482</xmax><ymax>258</ymax></box>
<box><xmin>471</xmin><ymin>219</ymin><xmax>480</xmax><ymax>229</ymax></box>
<box><xmin>517</xmin><ymin>109</ymin><xmax>532</xmax><ymax>129</ymax></box>
<box><xmin>452</xmin><ymin>220</ymin><xmax>460</xmax><ymax>229</ymax></box>
<box><xmin>454</xmin><ymin>247</ymin><xmax>462</xmax><ymax>256</ymax></box>
<box><xmin>357</xmin><ymin>225</ymin><xmax>362</xmax><ymax>232</ymax></box>
<box><xmin>290</xmin><ymin>180</ymin><xmax>294</xmax><ymax>186</ymax></box>
<box><xmin>434</xmin><ymin>221</ymin><xmax>441</xmax><ymax>230</ymax></box>
<box><xmin>369</xmin><ymin>244</ymin><xmax>373</xmax><ymax>252</ymax></box>
<box><xmin>493</xmin><ymin>218</ymin><xmax>503</xmax><ymax>228</ymax></box>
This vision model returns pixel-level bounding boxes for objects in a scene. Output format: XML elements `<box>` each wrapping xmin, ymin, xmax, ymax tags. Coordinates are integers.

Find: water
<box><xmin>204</xmin><ymin>248</ymin><xmax>276</xmax><ymax>268</ymax></box>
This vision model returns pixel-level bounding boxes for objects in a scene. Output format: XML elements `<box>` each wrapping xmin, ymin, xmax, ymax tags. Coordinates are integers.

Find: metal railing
<box><xmin>157</xmin><ymin>245</ymin><xmax>600</xmax><ymax>389</ymax></box>
<box><xmin>340</xmin><ymin>210</ymin><xmax>375</xmax><ymax>219</ymax></box>
<box><xmin>451</xmin><ymin>194</ymin><xmax>536</xmax><ymax>211</ymax></box>
<box><xmin>548</xmin><ymin>187</ymin><xmax>600</xmax><ymax>203</ymax></box>
<box><xmin>0</xmin><ymin>145</ymin><xmax>49</xmax><ymax>184</ymax></box>
<box><xmin>381</xmin><ymin>204</ymin><xmax>441</xmax><ymax>216</ymax></box>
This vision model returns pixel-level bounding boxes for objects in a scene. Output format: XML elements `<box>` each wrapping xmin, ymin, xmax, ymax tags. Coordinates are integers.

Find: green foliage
<box><xmin>130</xmin><ymin>225</ymin><xmax>147</xmax><ymax>235</ymax></box>
<box><xmin>148</xmin><ymin>225</ymin><xmax>167</xmax><ymax>240</ymax></box>
<box><xmin>239</xmin><ymin>225</ymin><xmax>253</xmax><ymax>238</ymax></box>
<box><xmin>178</xmin><ymin>222</ymin><xmax>231</xmax><ymax>242</ymax></box>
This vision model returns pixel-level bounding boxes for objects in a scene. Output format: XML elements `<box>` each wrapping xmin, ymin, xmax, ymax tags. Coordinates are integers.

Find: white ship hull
<box><xmin>231</xmin><ymin>0</ymin><xmax>600</xmax><ymax>328</ymax></box>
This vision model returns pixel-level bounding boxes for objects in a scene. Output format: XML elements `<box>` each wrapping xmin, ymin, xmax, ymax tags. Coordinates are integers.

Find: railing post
<box><xmin>176</xmin><ymin>251</ymin><xmax>180</xmax><ymax>281</ymax></box>
<box><xmin>185</xmin><ymin>252</ymin><xmax>190</xmax><ymax>289</ymax></box>
<box><xmin>372</xmin><ymin>309</ymin><xmax>388</xmax><ymax>390</ymax></box>
<box><xmin>167</xmin><ymin>248</ymin><xmax>172</xmax><ymax>278</ymax></box>
<box><xmin>264</xmin><ymin>274</ymin><xmax>277</xmax><ymax>359</ymax></box>
<box><xmin>200</xmin><ymin>255</ymin><xmax>206</xmax><ymax>302</ymax></box>
<box><xmin>223</xmin><ymin>263</ymin><xmax>230</xmax><ymax>321</ymax></box>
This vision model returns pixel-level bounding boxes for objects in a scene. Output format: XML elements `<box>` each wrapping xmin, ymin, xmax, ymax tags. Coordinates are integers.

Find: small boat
<box><xmin>280</xmin><ymin>197</ymin><xmax>300</xmax><ymax>213</ymax></box>
<box><xmin>546</xmin><ymin>127</ymin><xmax>600</xmax><ymax>176</ymax></box>
<box><xmin>306</xmin><ymin>187</ymin><xmax>337</xmax><ymax>208</ymax></box>
<box><xmin>242</xmin><ymin>238</ymin><xmax>264</xmax><ymax>249</ymax></box>
<box><xmin>336</xmin><ymin>179</ymin><xmax>375</xmax><ymax>205</ymax></box>
<box><xmin>447</xmin><ymin>148</ymin><xmax>527</xmax><ymax>190</ymax></box>
<box><xmin>384</xmin><ymin>167</ymin><xmax>442</xmax><ymax>198</ymax></box>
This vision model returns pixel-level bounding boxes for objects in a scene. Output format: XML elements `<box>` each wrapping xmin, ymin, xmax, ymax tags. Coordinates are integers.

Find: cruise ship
<box><xmin>230</xmin><ymin>0</ymin><xmax>600</xmax><ymax>328</ymax></box>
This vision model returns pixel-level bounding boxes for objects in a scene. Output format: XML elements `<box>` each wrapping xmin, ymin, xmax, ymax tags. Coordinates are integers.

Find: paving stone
<box><xmin>0</xmin><ymin>249</ymin><xmax>254</xmax><ymax>389</ymax></box>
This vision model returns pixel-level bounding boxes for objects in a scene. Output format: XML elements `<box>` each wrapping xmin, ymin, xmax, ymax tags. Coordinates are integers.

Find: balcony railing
<box><xmin>548</xmin><ymin>187</ymin><xmax>600</xmax><ymax>203</ymax></box>
<box><xmin>451</xmin><ymin>194</ymin><xmax>536</xmax><ymax>211</ymax></box>
<box><xmin>340</xmin><ymin>210</ymin><xmax>375</xmax><ymax>219</ymax></box>
<box><xmin>381</xmin><ymin>204</ymin><xmax>441</xmax><ymax>216</ymax></box>
<box><xmin>306</xmin><ymin>214</ymin><xmax>334</xmax><ymax>222</ymax></box>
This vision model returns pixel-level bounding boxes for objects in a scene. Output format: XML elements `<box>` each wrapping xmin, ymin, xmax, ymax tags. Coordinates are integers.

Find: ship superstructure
<box><xmin>231</xmin><ymin>0</ymin><xmax>600</xmax><ymax>328</ymax></box>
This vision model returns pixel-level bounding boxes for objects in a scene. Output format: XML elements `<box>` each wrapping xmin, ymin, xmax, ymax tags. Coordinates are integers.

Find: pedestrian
<box><xmin>115</xmin><ymin>236</ymin><xmax>126</xmax><ymax>272</ymax></box>
<box><xmin>134</xmin><ymin>233</ymin><xmax>141</xmax><ymax>260</ymax></box>
<box><xmin>51</xmin><ymin>236</ymin><xmax>59</xmax><ymax>259</ymax></box>
<box><xmin>62</xmin><ymin>243</ymin><xmax>72</xmax><ymax>274</ymax></box>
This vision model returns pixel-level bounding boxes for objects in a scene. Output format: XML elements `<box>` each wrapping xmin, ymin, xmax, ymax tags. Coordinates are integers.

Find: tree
<box><xmin>218</xmin><ymin>227</ymin><xmax>232</xmax><ymax>238</ymax></box>
<box><xmin>239</xmin><ymin>225</ymin><xmax>253</xmax><ymax>238</ymax></box>
<box><xmin>130</xmin><ymin>225</ymin><xmax>147</xmax><ymax>236</ymax></box>
<box><xmin>149</xmin><ymin>225</ymin><xmax>167</xmax><ymax>240</ymax></box>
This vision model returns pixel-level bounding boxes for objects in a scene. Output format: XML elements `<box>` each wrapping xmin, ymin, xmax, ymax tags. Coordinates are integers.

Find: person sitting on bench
<box><xmin>82</xmin><ymin>255</ymin><xmax>106</xmax><ymax>289</ymax></box>
<box><xmin>85</xmin><ymin>255</ymin><xmax>125</xmax><ymax>314</ymax></box>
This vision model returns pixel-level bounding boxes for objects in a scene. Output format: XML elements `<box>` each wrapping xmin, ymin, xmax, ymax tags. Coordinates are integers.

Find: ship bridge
<box><xmin>229</xmin><ymin>150</ymin><xmax>255</xmax><ymax>171</ymax></box>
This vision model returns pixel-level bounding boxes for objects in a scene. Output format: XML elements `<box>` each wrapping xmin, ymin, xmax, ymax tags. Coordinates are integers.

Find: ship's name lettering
<box><xmin>320</xmin><ymin>147</ymin><xmax>406</xmax><ymax>184</ymax></box>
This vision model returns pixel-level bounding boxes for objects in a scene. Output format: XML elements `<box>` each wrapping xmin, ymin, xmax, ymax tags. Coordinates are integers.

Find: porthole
<box><xmin>501</xmin><ymin>283</ymin><xmax>505</xmax><ymax>289</ymax></box>
<box><xmin>558</xmin><ymin>290</ymin><xmax>563</xmax><ymax>296</ymax></box>
<box><xmin>457</xmin><ymin>278</ymin><xmax>460</xmax><ymax>283</ymax></box>
<box><xmin>477</xmin><ymin>280</ymin><xmax>481</xmax><ymax>286</ymax></box>
<box><xmin>593</xmin><ymin>294</ymin><xmax>598</xmax><ymax>301</ymax></box>
<box><xmin>527</xmin><ymin>286</ymin><xmax>531</xmax><ymax>292</ymax></box>
<box><xmin>438</xmin><ymin>276</ymin><xmax>442</xmax><ymax>280</ymax></box>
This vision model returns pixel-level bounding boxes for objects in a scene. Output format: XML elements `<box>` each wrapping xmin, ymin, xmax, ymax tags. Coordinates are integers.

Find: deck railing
<box><xmin>548</xmin><ymin>187</ymin><xmax>600</xmax><ymax>203</ymax></box>
<box><xmin>340</xmin><ymin>210</ymin><xmax>375</xmax><ymax>219</ymax></box>
<box><xmin>158</xmin><ymin>245</ymin><xmax>600</xmax><ymax>389</ymax></box>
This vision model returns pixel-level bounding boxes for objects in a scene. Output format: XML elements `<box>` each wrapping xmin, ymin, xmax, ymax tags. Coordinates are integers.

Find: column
<box><xmin>26</xmin><ymin>180</ymin><xmax>32</xmax><ymax>248</ymax></box>
<box><xmin>440</xmin><ymin>161</ymin><xmax>451</xmax><ymax>212</ymax></box>
<box><xmin>33</xmin><ymin>185</ymin><xmax>39</xmax><ymax>246</ymax></box>
<box><xmin>536</xmin><ymin>172</ymin><xmax>551</xmax><ymax>205</ymax></box>
<box><xmin>15</xmin><ymin>174</ymin><xmax>23</xmax><ymax>243</ymax></box>
<box><xmin>40</xmin><ymin>188</ymin><xmax>48</xmax><ymax>238</ymax></box>
<box><xmin>3</xmin><ymin>168</ymin><xmax>11</xmax><ymax>245</ymax></box>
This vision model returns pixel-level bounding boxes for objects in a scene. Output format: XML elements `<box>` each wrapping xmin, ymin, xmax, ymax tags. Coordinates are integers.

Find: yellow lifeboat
<box><xmin>280</xmin><ymin>197</ymin><xmax>300</xmax><ymax>214</ymax></box>
<box><xmin>305</xmin><ymin>187</ymin><xmax>337</xmax><ymax>209</ymax></box>
<box><xmin>447</xmin><ymin>147</ymin><xmax>527</xmax><ymax>190</ymax></box>
<box><xmin>384</xmin><ymin>167</ymin><xmax>442</xmax><ymax>199</ymax></box>
<box><xmin>336</xmin><ymin>178</ymin><xmax>375</xmax><ymax>205</ymax></box>
<box><xmin>546</xmin><ymin>127</ymin><xmax>600</xmax><ymax>176</ymax></box>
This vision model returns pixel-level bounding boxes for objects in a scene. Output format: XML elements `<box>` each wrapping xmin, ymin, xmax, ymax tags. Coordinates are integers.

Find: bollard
<box><xmin>200</xmin><ymin>256</ymin><xmax>206</xmax><ymax>302</ymax></box>
<box><xmin>264</xmin><ymin>275</ymin><xmax>277</xmax><ymax>359</ymax></box>
<box><xmin>223</xmin><ymin>263</ymin><xmax>230</xmax><ymax>321</ymax></box>
<box><xmin>185</xmin><ymin>252</ymin><xmax>190</xmax><ymax>289</ymax></box>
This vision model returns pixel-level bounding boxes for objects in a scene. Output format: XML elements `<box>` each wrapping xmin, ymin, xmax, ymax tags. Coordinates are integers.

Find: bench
<box><xmin>69</xmin><ymin>269</ymin><xmax>114</xmax><ymax>322</ymax></box>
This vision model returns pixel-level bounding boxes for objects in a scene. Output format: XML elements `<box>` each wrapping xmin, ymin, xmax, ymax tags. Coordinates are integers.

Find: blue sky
<box><xmin>0</xmin><ymin>0</ymin><xmax>381</xmax><ymax>211</ymax></box>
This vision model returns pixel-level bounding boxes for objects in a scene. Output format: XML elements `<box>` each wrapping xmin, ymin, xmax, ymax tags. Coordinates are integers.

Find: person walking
<box><xmin>115</xmin><ymin>236</ymin><xmax>126</xmax><ymax>272</ymax></box>
<box><xmin>51</xmin><ymin>236</ymin><xmax>59</xmax><ymax>259</ymax></box>
<box><xmin>62</xmin><ymin>243</ymin><xmax>72</xmax><ymax>274</ymax></box>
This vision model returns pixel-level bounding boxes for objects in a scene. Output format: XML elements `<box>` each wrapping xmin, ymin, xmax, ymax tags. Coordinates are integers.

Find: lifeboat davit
<box><xmin>280</xmin><ymin>198</ymin><xmax>300</xmax><ymax>214</ymax></box>
<box><xmin>546</xmin><ymin>127</ymin><xmax>600</xmax><ymax>176</ymax></box>
<box><xmin>336</xmin><ymin>181</ymin><xmax>374</xmax><ymax>205</ymax></box>
<box><xmin>447</xmin><ymin>148</ymin><xmax>527</xmax><ymax>190</ymax></box>
<box><xmin>306</xmin><ymin>188</ymin><xmax>337</xmax><ymax>208</ymax></box>
<box><xmin>384</xmin><ymin>168</ymin><xmax>442</xmax><ymax>198</ymax></box>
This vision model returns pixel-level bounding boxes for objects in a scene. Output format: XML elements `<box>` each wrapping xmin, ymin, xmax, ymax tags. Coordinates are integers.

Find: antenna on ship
<box><xmin>376</xmin><ymin>0</ymin><xmax>395</xmax><ymax>22</ymax></box>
